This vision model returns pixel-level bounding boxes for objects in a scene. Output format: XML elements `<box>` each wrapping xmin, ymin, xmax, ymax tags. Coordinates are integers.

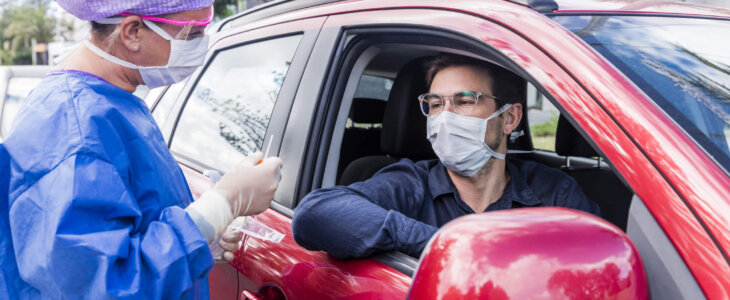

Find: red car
<box><xmin>145</xmin><ymin>0</ymin><xmax>730</xmax><ymax>298</ymax></box>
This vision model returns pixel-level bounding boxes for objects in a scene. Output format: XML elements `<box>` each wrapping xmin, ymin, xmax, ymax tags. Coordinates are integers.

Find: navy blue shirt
<box><xmin>292</xmin><ymin>158</ymin><xmax>600</xmax><ymax>259</ymax></box>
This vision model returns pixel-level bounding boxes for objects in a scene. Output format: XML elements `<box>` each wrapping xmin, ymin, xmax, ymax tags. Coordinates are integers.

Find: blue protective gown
<box><xmin>0</xmin><ymin>70</ymin><xmax>214</xmax><ymax>299</ymax></box>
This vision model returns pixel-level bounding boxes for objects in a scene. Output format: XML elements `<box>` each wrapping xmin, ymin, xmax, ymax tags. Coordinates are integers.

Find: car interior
<box><xmin>333</xmin><ymin>46</ymin><xmax>635</xmax><ymax>231</ymax></box>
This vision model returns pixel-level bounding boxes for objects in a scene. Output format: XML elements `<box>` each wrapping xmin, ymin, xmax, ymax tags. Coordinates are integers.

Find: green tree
<box><xmin>214</xmin><ymin>0</ymin><xmax>237</xmax><ymax>20</ymax></box>
<box><xmin>1</xmin><ymin>1</ymin><xmax>55</xmax><ymax>65</ymax></box>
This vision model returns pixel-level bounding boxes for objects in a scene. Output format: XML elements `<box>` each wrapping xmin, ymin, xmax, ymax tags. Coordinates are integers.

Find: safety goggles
<box><xmin>96</xmin><ymin>6</ymin><xmax>213</xmax><ymax>40</ymax></box>
<box><xmin>418</xmin><ymin>91</ymin><xmax>498</xmax><ymax>116</ymax></box>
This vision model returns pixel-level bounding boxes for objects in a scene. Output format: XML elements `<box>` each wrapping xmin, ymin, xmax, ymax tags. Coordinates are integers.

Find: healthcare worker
<box><xmin>0</xmin><ymin>0</ymin><xmax>283</xmax><ymax>299</ymax></box>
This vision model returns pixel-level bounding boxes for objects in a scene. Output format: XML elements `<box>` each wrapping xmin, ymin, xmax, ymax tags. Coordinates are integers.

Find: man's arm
<box><xmin>292</xmin><ymin>159</ymin><xmax>439</xmax><ymax>259</ymax></box>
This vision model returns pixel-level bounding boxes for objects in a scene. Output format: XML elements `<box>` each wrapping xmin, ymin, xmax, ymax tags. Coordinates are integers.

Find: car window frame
<box><xmin>168</xmin><ymin>34</ymin><xmax>304</xmax><ymax>173</ymax></box>
<box><xmin>298</xmin><ymin>11</ymin><xmax>657</xmax><ymax>279</ymax></box>
<box><xmin>294</xmin><ymin>24</ymin><xmax>570</xmax><ymax>278</ymax></box>
<box><xmin>153</xmin><ymin>27</ymin><xmax>322</xmax><ymax>210</ymax></box>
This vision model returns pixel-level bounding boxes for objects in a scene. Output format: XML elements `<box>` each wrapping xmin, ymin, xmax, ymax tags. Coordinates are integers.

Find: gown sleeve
<box><xmin>9</xmin><ymin>152</ymin><xmax>213</xmax><ymax>299</ymax></box>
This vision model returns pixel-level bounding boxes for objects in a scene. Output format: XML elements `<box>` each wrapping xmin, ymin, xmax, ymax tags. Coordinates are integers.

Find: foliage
<box><xmin>1</xmin><ymin>0</ymin><xmax>55</xmax><ymax>65</ymax></box>
<box><xmin>530</xmin><ymin>113</ymin><xmax>558</xmax><ymax>152</ymax></box>
<box><xmin>530</xmin><ymin>113</ymin><xmax>559</xmax><ymax>137</ymax></box>
<box><xmin>214</xmin><ymin>0</ymin><xmax>237</xmax><ymax>20</ymax></box>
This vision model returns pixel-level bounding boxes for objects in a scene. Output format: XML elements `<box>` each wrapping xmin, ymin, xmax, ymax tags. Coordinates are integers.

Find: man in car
<box><xmin>292</xmin><ymin>54</ymin><xmax>600</xmax><ymax>259</ymax></box>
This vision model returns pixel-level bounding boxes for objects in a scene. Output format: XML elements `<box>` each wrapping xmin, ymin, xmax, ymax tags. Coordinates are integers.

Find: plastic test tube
<box><xmin>258</xmin><ymin>136</ymin><xmax>274</xmax><ymax>164</ymax></box>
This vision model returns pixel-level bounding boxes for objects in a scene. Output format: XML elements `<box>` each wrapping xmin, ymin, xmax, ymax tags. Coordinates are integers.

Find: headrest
<box><xmin>350</xmin><ymin>98</ymin><xmax>386</xmax><ymax>124</ymax></box>
<box><xmin>381</xmin><ymin>57</ymin><xmax>436</xmax><ymax>160</ymax></box>
<box><xmin>555</xmin><ymin>115</ymin><xmax>598</xmax><ymax>157</ymax></box>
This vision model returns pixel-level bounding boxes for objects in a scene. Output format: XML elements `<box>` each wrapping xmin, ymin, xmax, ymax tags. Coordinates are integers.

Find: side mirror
<box><xmin>409</xmin><ymin>207</ymin><xmax>648</xmax><ymax>299</ymax></box>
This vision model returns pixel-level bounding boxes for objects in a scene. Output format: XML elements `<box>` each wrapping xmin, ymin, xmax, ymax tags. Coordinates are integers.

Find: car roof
<box><xmin>553</xmin><ymin>0</ymin><xmax>730</xmax><ymax>17</ymax></box>
<box><xmin>215</xmin><ymin>0</ymin><xmax>730</xmax><ymax>32</ymax></box>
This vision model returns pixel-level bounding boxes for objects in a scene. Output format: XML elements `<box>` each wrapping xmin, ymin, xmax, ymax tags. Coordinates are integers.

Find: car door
<box><xmin>149</xmin><ymin>16</ymin><xmax>413</xmax><ymax>299</ymax></box>
<box><xmin>290</xmin><ymin>2</ymin><xmax>727</xmax><ymax>298</ymax></box>
<box><xmin>222</xmin><ymin>19</ymin><xmax>414</xmax><ymax>300</ymax></box>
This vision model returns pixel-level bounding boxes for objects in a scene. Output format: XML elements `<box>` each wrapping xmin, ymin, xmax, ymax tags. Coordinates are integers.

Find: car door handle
<box><xmin>241</xmin><ymin>290</ymin><xmax>261</xmax><ymax>300</ymax></box>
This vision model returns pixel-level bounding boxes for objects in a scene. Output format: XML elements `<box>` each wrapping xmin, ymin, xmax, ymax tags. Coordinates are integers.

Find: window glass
<box><xmin>152</xmin><ymin>78</ymin><xmax>189</xmax><ymax>129</ymax></box>
<box><xmin>354</xmin><ymin>75</ymin><xmax>393</xmax><ymax>101</ymax></box>
<box><xmin>3</xmin><ymin>77</ymin><xmax>42</xmax><ymax>137</ymax></box>
<box><xmin>171</xmin><ymin>35</ymin><xmax>302</xmax><ymax>171</ymax></box>
<box><xmin>527</xmin><ymin>84</ymin><xmax>559</xmax><ymax>151</ymax></box>
<box><xmin>554</xmin><ymin>15</ymin><xmax>730</xmax><ymax>173</ymax></box>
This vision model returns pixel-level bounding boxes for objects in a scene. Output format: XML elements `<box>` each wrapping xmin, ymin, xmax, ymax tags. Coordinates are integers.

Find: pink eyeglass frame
<box><xmin>120</xmin><ymin>7</ymin><xmax>213</xmax><ymax>26</ymax></box>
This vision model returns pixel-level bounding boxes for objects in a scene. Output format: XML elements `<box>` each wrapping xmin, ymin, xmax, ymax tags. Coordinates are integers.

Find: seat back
<box><xmin>337</xmin><ymin>98</ymin><xmax>387</xmax><ymax>179</ymax></box>
<box><xmin>339</xmin><ymin>57</ymin><xmax>436</xmax><ymax>185</ymax></box>
<box><xmin>555</xmin><ymin>115</ymin><xmax>633</xmax><ymax>230</ymax></box>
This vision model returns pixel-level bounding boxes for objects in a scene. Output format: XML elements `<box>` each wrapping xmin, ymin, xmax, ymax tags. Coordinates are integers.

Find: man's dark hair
<box><xmin>424</xmin><ymin>53</ymin><xmax>526</xmax><ymax>108</ymax></box>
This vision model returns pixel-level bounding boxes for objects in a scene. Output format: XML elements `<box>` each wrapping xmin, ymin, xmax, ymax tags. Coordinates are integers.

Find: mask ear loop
<box><xmin>483</xmin><ymin>103</ymin><xmax>512</xmax><ymax>160</ymax></box>
<box><xmin>141</xmin><ymin>19</ymin><xmax>175</xmax><ymax>41</ymax></box>
<box><xmin>83</xmin><ymin>40</ymin><xmax>141</xmax><ymax>69</ymax></box>
<box><xmin>487</xmin><ymin>103</ymin><xmax>512</xmax><ymax>120</ymax></box>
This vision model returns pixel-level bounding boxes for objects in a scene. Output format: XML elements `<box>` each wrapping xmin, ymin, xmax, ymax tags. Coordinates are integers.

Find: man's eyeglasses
<box><xmin>417</xmin><ymin>91</ymin><xmax>497</xmax><ymax>116</ymax></box>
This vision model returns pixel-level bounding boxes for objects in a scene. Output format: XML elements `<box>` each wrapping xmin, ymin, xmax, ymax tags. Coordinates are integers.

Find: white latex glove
<box><xmin>215</xmin><ymin>152</ymin><xmax>282</xmax><ymax>217</ymax></box>
<box><xmin>185</xmin><ymin>152</ymin><xmax>282</xmax><ymax>243</ymax></box>
<box><xmin>210</xmin><ymin>217</ymin><xmax>246</xmax><ymax>263</ymax></box>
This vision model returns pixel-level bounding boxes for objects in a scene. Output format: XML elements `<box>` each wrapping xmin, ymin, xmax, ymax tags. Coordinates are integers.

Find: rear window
<box><xmin>354</xmin><ymin>75</ymin><xmax>393</xmax><ymax>101</ymax></box>
<box><xmin>554</xmin><ymin>15</ymin><xmax>730</xmax><ymax>173</ymax></box>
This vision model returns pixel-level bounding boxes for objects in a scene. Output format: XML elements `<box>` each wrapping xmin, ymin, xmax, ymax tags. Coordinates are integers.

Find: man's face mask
<box><xmin>84</xmin><ymin>8</ymin><xmax>212</xmax><ymax>88</ymax></box>
<box><xmin>422</xmin><ymin>91</ymin><xmax>511</xmax><ymax>176</ymax></box>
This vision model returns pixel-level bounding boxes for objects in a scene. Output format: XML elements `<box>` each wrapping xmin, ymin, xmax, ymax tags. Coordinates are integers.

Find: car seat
<box><xmin>337</xmin><ymin>98</ymin><xmax>387</xmax><ymax>180</ymax></box>
<box><xmin>555</xmin><ymin>115</ymin><xmax>633</xmax><ymax>231</ymax></box>
<box><xmin>339</xmin><ymin>57</ymin><xmax>436</xmax><ymax>185</ymax></box>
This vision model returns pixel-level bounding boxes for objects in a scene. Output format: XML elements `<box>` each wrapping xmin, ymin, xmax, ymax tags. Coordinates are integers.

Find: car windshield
<box><xmin>3</xmin><ymin>77</ymin><xmax>42</xmax><ymax>137</ymax></box>
<box><xmin>553</xmin><ymin>15</ymin><xmax>730</xmax><ymax>174</ymax></box>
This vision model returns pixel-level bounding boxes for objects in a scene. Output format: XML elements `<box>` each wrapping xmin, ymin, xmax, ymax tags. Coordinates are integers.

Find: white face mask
<box><xmin>426</xmin><ymin>104</ymin><xmax>512</xmax><ymax>177</ymax></box>
<box><xmin>83</xmin><ymin>20</ymin><xmax>209</xmax><ymax>89</ymax></box>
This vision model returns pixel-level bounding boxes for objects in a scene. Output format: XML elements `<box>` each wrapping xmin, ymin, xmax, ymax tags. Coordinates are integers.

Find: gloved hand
<box><xmin>210</xmin><ymin>217</ymin><xmax>246</xmax><ymax>263</ymax></box>
<box><xmin>215</xmin><ymin>152</ymin><xmax>282</xmax><ymax>217</ymax></box>
<box><xmin>185</xmin><ymin>152</ymin><xmax>282</xmax><ymax>243</ymax></box>
<box><xmin>217</xmin><ymin>229</ymin><xmax>244</xmax><ymax>262</ymax></box>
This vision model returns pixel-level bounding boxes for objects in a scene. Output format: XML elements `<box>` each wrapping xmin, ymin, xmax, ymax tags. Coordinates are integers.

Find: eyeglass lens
<box><xmin>420</xmin><ymin>91</ymin><xmax>479</xmax><ymax>116</ymax></box>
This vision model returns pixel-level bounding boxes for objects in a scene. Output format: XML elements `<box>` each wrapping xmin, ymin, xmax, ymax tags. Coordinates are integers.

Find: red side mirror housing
<box><xmin>409</xmin><ymin>207</ymin><xmax>648</xmax><ymax>299</ymax></box>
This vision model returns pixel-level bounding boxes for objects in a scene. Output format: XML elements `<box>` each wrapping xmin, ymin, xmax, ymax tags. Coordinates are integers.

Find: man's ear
<box><xmin>502</xmin><ymin>103</ymin><xmax>522</xmax><ymax>134</ymax></box>
<box><xmin>119</xmin><ymin>16</ymin><xmax>144</xmax><ymax>53</ymax></box>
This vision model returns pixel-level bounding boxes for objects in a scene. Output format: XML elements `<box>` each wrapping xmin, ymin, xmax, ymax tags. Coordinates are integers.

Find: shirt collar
<box><xmin>427</xmin><ymin>158</ymin><xmax>543</xmax><ymax>207</ymax></box>
<box><xmin>428</xmin><ymin>160</ymin><xmax>456</xmax><ymax>198</ymax></box>
<box><xmin>501</xmin><ymin>159</ymin><xmax>542</xmax><ymax>206</ymax></box>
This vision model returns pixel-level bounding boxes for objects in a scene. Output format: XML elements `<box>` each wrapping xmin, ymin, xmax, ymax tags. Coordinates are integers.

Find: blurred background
<box><xmin>0</xmin><ymin>0</ymin><xmax>275</xmax><ymax>66</ymax></box>
<box><xmin>0</xmin><ymin>0</ymin><xmax>727</xmax><ymax>142</ymax></box>
<box><xmin>1</xmin><ymin>0</ymin><xmax>728</xmax><ymax>66</ymax></box>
